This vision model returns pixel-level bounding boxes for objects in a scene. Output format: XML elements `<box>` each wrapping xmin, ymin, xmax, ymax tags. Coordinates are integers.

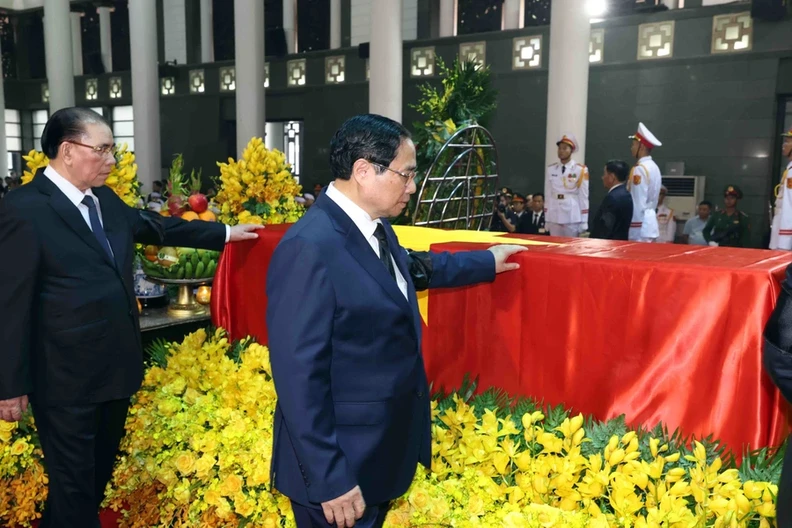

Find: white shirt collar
<box><xmin>325</xmin><ymin>181</ymin><xmax>380</xmax><ymax>240</ymax></box>
<box><xmin>609</xmin><ymin>182</ymin><xmax>625</xmax><ymax>194</ymax></box>
<box><xmin>44</xmin><ymin>165</ymin><xmax>97</xmax><ymax>208</ymax></box>
<box><xmin>638</xmin><ymin>156</ymin><xmax>653</xmax><ymax>164</ymax></box>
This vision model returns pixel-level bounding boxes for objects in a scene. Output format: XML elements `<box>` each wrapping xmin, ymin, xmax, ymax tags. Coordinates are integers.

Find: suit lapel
<box><xmin>385</xmin><ymin>223</ymin><xmax>422</xmax><ymax>338</ymax></box>
<box><xmin>344</xmin><ymin>226</ymin><xmax>413</xmax><ymax>318</ymax></box>
<box><xmin>95</xmin><ymin>188</ymin><xmax>127</xmax><ymax>270</ymax></box>
<box><xmin>34</xmin><ymin>171</ymin><xmax>116</xmax><ymax>268</ymax></box>
<box><xmin>316</xmin><ymin>193</ymin><xmax>414</xmax><ymax>321</ymax></box>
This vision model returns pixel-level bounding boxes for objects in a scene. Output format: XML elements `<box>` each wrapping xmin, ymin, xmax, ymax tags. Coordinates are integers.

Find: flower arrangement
<box><xmin>0</xmin><ymin>415</ymin><xmax>47</xmax><ymax>527</ymax></box>
<box><xmin>214</xmin><ymin>137</ymin><xmax>304</xmax><ymax>226</ymax></box>
<box><xmin>20</xmin><ymin>145</ymin><xmax>141</xmax><ymax>207</ymax></box>
<box><xmin>0</xmin><ymin>329</ymin><xmax>784</xmax><ymax>527</ymax></box>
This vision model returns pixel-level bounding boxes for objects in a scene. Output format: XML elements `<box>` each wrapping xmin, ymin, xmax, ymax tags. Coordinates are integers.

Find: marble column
<box><xmin>128</xmin><ymin>0</ymin><xmax>161</xmax><ymax>190</ymax></box>
<box><xmin>70</xmin><ymin>11</ymin><xmax>83</xmax><ymax>76</ymax></box>
<box><xmin>369</xmin><ymin>0</ymin><xmax>402</xmax><ymax>122</ymax></box>
<box><xmin>43</xmin><ymin>0</ymin><xmax>75</xmax><ymax>112</ymax></box>
<box><xmin>439</xmin><ymin>0</ymin><xmax>455</xmax><ymax>37</ymax></box>
<box><xmin>234</xmin><ymin>0</ymin><xmax>267</xmax><ymax>153</ymax></box>
<box><xmin>97</xmin><ymin>6</ymin><xmax>113</xmax><ymax>72</ymax></box>
<box><xmin>544</xmin><ymin>0</ymin><xmax>590</xmax><ymax>165</ymax></box>
<box><xmin>200</xmin><ymin>0</ymin><xmax>214</xmax><ymax>62</ymax></box>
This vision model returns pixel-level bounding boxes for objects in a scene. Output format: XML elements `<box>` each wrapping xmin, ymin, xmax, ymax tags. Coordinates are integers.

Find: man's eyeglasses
<box><xmin>370</xmin><ymin>162</ymin><xmax>418</xmax><ymax>186</ymax></box>
<box><xmin>68</xmin><ymin>141</ymin><xmax>116</xmax><ymax>156</ymax></box>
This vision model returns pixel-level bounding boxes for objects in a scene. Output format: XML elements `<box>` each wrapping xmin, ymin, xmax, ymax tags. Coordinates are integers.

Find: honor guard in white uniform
<box><xmin>627</xmin><ymin>123</ymin><xmax>663</xmax><ymax>242</ymax></box>
<box><xmin>656</xmin><ymin>185</ymin><xmax>676</xmax><ymax>243</ymax></box>
<box><xmin>770</xmin><ymin>127</ymin><xmax>792</xmax><ymax>250</ymax></box>
<box><xmin>544</xmin><ymin>133</ymin><xmax>589</xmax><ymax>238</ymax></box>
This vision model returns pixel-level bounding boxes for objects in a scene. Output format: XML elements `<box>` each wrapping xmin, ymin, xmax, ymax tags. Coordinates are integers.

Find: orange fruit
<box><xmin>198</xmin><ymin>210</ymin><xmax>216</xmax><ymax>222</ymax></box>
<box><xmin>181</xmin><ymin>211</ymin><xmax>200</xmax><ymax>221</ymax></box>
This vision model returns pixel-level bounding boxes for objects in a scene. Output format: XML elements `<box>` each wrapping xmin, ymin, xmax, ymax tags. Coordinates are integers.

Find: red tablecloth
<box><xmin>212</xmin><ymin>228</ymin><xmax>792</xmax><ymax>453</ymax></box>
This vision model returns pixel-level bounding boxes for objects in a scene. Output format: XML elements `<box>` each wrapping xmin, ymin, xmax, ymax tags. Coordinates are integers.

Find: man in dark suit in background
<box><xmin>0</xmin><ymin>108</ymin><xmax>263</xmax><ymax>528</ymax></box>
<box><xmin>762</xmin><ymin>264</ymin><xmax>792</xmax><ymax>528</ymax></box>
<box><xmin>266</xmin><ymin>114</ymin><xmax>525</xmax><ymax>528</ymax></box>
<box><xmin>518</xmin><ymin>192</ymin><xmax>549</xmax><ymax>235</ymax></box>
<box><xmin>590</xmin><ymin>159</ymin><xmax>634</xmax><ymax>241</ymax></box>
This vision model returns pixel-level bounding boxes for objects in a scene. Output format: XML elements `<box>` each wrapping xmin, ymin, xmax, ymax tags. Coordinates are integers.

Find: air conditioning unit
<box><xmin>662</xmin><ymin>175</ymin><xmax>706</xmax><ymax>224</ymax></box>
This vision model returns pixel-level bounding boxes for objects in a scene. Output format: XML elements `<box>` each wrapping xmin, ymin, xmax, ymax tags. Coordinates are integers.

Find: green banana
<box><xmin>191</xmin><ymin>252</ymin><xmax>200</xmax><ymax>268</ymax></box>
<box><xmin>206</xmin><ymin>260</ymin><xmax>217</xmax><ymax>276</ymax></box>
<box><xmin>176</xmin><ymin>267</ymin><xmax>185</xmax><ymax>280</ymax></box>
<box><xmin>195</xmin><ymin>261</ymin><xmax>206</xmax><ymax>278</ymax></box>
<box><xmin>185</xmin><ymin>261</ymin><xmax>194</xmax><ymax>279</ymax></box>
<box><xmin>202</xmin><ymin>253</ymin><xmax>211</xmax><ymax>268</ymax></box>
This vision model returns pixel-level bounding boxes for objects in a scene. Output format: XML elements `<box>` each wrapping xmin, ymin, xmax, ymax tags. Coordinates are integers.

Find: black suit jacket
<box><xmin>518</xmin><ymin>211</ymin><xmax>549</xmax><ymax>235</ymax></box>
<box><xmin>590</xmin><ymin>184</ymin><xmax>633</xmax><ymax>241</ymax></box>
<box><xmin>0</xmin><ymin>170</ymin><xmax>226</xmax><ymax>405</ymax></box>
<box><xmin>763</xmin><ymin>265</ymin><xmax>792</xmax><ymax>527</ymax></box>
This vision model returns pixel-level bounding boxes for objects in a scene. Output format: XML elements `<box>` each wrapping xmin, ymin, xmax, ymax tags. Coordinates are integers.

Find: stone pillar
<box><xmin>0</xmin><ymin>36</ymin><xmax>8</xmax><ymax>181</ymax></box>
<box><xmin>545</xmin><ymin>0</ymin><xmax>590</xmax><ymax>166</ymax></box>
<box><xmin>70</xmin><ymin>11</ymin><xmax>83</xmax><ymax>76</ymax></box>
<box><xmin>163</xmin><ymin>0</ymin><xmax>187</xmax><ymax>64</ymax></box>
<box><xmin>128</xmin><ymin>0</ymin><xmax>161</xmax><ymax>190</ymax></box>
<box><xmin>439</xmin><ymin>0</ymin><xmax>455</xmax><ymax>37</ymax></box>
<box><xmin>200</xmin><ymin>0</ymin><xmax>214</xmax><ymax>62</ymax></box>
<box><xmin>234</xmin><ymin>0</ymin><xmax>266</xmax><ymax>154</ymax></box>
<box><xmin>283</xmin><ymin>0</ymin><xmax>296</xmax><ymax>54</ymax></box>
<box><xmin>43</xmin><ymin>0</ymin><xmax>75</xmax><ymax>113</ymax></box>
<box><xmin>369</xmin><ymin>0</ymin><xmax>402</xmax><ymax>122</ymax></box>
<box><xmin>330</xmin><ymin>0</ymin><xmax>341</xmax><ymax>49</ymax></box>
<box><xmin>502</xmin><ymin>0</ymin><xmax>523</xmax><ymax>30</ymax></box>
<box><xmin>97</xmin><ymin>6</ymin><xmax>113</xmax><ymax>72</ymax></box>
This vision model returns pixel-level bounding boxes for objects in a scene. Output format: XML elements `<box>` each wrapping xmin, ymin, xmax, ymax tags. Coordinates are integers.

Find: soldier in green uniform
<box><xmin>703</xmin><ymin>185</ymin><xmax>750</xmax><ymax>247</ymax></box>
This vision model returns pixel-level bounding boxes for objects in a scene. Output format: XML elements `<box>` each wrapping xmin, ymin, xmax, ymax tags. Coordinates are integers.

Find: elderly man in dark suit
<box><xmin>266</xmin><ymin>114</ymin><xmax>525</xmax><ymax>528</ymax></box>
<box><xmin>590</xmin><ymin>159</ymin><xmax>634</xmax><ymax>241</ymax></box>
<box><xmin>0</xmin><ymin>107</ymin><xmax>262</xmax><ymax>527</ymax></box>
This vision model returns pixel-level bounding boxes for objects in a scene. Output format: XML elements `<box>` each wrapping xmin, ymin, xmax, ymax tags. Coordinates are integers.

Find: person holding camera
<box><xmin>490</xmin><ymin>187</ymin><xmax>517</xmax><ymax>232</ymax></box>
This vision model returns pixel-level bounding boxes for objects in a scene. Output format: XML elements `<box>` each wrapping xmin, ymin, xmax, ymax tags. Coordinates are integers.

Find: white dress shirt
<box><xmin>44</xmin><ymin>165</ymin><xmax>105</xmax><ymax>230</ymax></box>
<box><xmin>325</xmin><ymin>182</ymin><xmax>408</xmax><ymax>299</ymax></box>
<box><xmin>43</xmin><ymin>165</ymin><xmax>231</xmax><ymax>243</ymax></box>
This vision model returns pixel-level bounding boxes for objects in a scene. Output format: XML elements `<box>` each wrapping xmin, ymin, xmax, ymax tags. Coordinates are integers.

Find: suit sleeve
<box><xmin>266</xmin><ymin>237</ymin><xmax>357</xmax><ymax>503</ymax></box>
<box><xmin>127</xmin><ymin>208</ymin><xmax>226</xmax><ymax>250</ymax></box>
<box><xmin>764</xmin><ymin>264</ymin><xmax>792</xmax><ymax>404</ymax></box>
<box><xmin>596</xmin><ymin>196</ymin><xmax>617</xmax><ymax>240</ymax></box>
<box><xmin>426</xmin><ymin>249</ymin><xmax>495</xmax><ymax>289</ymax></box>
<box><xmin>0</xmin><ymin>201</ymin><xmax>40</xmax><ymax>400</ymax></box>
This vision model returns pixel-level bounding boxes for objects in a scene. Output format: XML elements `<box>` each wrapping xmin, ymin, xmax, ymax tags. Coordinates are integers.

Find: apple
<box><xmin>188</xmin><ymin>193</ymin><xmax>209</xmax><ymax>214</ymax></box>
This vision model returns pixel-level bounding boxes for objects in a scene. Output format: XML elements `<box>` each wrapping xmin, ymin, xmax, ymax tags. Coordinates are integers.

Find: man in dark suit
<box><xmin>763</xmin><ymin>264</ymin><xmax>792</xmax><ymax>528</ymax></box>
<box><xmin>0</xmin><ymin>107</ymin><xmax>262</xmax><ymax>527</ymax></box>
<box><xmin>266</xmin><ymin>114</ymin><xmax>525</xmax><ymax>528</ymax></box>
<box><xmin>518</xmin><ymin>192</ymin><xmax>549</xmax><ymax>235</ymax></box>
<box><xmin>590</xmin><ymin>159</ymin><xmax>634</xmax><ymax>241</ymax></box>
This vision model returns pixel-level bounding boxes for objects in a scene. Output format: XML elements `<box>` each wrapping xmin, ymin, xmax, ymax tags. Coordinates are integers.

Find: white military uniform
<box><xmin>770</xmin><ymin>159</ymin><xmax>792</xmax><ymax>250</ymax></box>
<box><xmin>627</xmin><ymin>123</ymin><xmax>663</xmax><ymax>242</ymax></box>
<box><xmin>544</xmin><ymin>133</ymin><xmax>589</xmax><ymax>238</ymax></box>
<box><xmin>656</xmin><ymin>202</ymin><xmax>676</xmax><ymax>244</ymax></box>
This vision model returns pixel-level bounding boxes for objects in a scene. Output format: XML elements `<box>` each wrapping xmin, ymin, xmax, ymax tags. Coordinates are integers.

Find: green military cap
<box><xmin>724</xmin><ymin>185</ymin><xmax>743</xmax><ymax>199</ymax></box>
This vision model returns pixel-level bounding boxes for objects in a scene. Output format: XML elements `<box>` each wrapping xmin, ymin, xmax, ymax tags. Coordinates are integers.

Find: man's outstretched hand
<box><xmin>488</xmin><ymin>244</ymin><xmax>528</xmax><ymax>273</ymax></box>
<box><xmin>229</xmin><ymin>224</ymin><xmax>266</xmax><ymax>242</ymax></box>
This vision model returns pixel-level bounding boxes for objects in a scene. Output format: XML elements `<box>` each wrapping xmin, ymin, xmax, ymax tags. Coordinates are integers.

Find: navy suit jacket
<box><xmin>590</xmin><ymin>183</ymin><xmax>633</xmax><ymax>241</ymax></box>
<box><xmin>763</xmin><ymin>264</ymin><xmax>792</xmax><ymax>527</ymax></box>
<box><xmin>266</xmin><ymin>192</ymin><xmax>495</xmax><ymax>507</ymax></box>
